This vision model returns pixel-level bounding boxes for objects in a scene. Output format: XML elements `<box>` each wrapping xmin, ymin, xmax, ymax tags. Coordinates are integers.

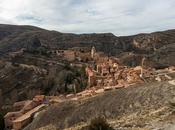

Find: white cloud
<box><xmin>0</xmin><ymin>0</ymin><xmax>175</xmax><ymax>35</ymax></box>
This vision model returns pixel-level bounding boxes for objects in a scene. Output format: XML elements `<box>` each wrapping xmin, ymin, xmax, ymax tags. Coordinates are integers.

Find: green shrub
<box><xmin>44</xmin><ymin>77</ymin><xmax>55</xmax><ymax>94</ymax></box>
<box><xmin>0</xmin><ymin>113</ymin><xmax>5</xmax><ymax>130</ymax></box>
<box><xmin>81</xmin><ymin>117</ymin><xmax>114</xmax><ymax>130</ymax></box>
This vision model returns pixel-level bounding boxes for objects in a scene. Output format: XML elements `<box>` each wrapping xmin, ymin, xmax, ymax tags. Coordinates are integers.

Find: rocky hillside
<box><xmin>0</xmin><ymin>24</ymin><xmax>175</xmax><ymax>67</ymax></box>
<box><xmin>0</xmin><ymin>24</ymin><xmax>175</xmax><ymax>114</ymax></box>
<box><xmin>120</xmin><ymin>30</ymin><xmax>175</xmax><ymax>68</ymax></box>
<box><xmin>25</xmin><ymin>80</ymin><xmax>175</xmax><ymax>130</ymax></box>
<box><xmin>0</xmin><ymin>59</ymin><xmax>87</xmax><ymax>114</ymax></box>
<box><xmin>0</xmin><ymin>24</ymin><xmax>119</xmax><ymax>56</ymax></box>
<box><xmin>120</xmin><ymin>29</ymin><xmax>175</xmax><ymax>53</ymax></box>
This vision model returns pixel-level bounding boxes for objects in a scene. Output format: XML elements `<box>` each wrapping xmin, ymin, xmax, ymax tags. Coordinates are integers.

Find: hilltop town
<box><xmin>2</xmin><ymin>46</ymin><xmax>175</xmax><ymax>130</ymax></box>
<box><xmin>0</xmin><ymin>24</ymin><xmax>175</xmax><ymax>130</ymax></box>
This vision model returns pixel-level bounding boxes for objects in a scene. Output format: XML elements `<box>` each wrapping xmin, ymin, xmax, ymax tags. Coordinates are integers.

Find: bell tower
<box><xmin>91</xmin><ymin>46</ymin><xmax>96</xmax><ymax>59</ymax></box>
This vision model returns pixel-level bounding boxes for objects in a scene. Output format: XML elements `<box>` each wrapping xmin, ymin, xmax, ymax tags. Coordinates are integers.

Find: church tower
<box><xmin>91</xmin><ymin>46</ymin><xmax>96</xmax><ymax>59</ymax></box>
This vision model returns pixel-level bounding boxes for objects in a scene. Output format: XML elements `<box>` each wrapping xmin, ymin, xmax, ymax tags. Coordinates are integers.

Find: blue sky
<box><xmin>0</xmin><ymin>0</ymin><xmax>175</xmax><ymax>35</ymax></box>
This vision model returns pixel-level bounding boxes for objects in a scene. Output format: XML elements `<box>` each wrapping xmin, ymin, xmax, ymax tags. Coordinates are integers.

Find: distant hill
<box><xmin>0</xmin><ymin>24</ymin><xmax>175</xmax><ymax>67</ymax></box>
<box><xmin>0</xmin><ymin>24</ymin><xmax>119</xmax><ymax>56</ymax></box>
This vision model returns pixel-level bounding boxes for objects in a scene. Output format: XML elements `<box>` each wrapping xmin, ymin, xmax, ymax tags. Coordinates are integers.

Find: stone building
<box><xmin>63</xmin><ymin>50</ymin><xmax>76</xmax><ymax>61</ymax></box>
<box><xmin>4</xmin><ymin>95</ymin><xmax>46</xmax><ymax>130</ymax></box>
<box><xmin>56</xmin><ymin>50</ymin><xmax>76</xmax><ymax>62</ymax></box>
<box><xmin>12</xmin><ymin>104</ymin><xmax>45</xmax><ymax>130</ymax></box>
<box><xmin>86</xmin><ymin>67</ymin><xmax>96</xmax><ymax>87</ymax></box>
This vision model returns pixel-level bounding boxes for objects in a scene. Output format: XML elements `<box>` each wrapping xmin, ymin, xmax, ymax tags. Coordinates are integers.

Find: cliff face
<box><xmin>119</xmin><ymin>30</ymin><xmax>175</xmax><ymax>68</ymax></box>
<box><xmin>120</xmin><ymin>30</ymin><xmax>175</xmax><ymax>53</ymax></box>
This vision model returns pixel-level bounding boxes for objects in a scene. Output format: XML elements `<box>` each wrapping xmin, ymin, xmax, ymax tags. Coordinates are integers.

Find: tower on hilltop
<box><xmin>91</xmin><ymin>46</ymin><xmax>96</xmax><ymax>59</ymax></box>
